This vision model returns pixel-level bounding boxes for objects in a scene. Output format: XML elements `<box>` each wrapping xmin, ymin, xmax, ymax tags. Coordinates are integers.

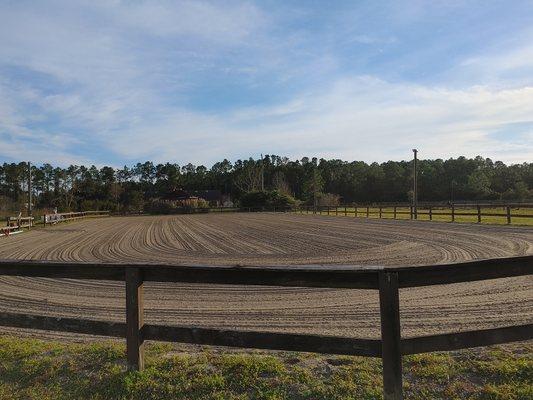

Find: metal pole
<box><xmin>260</xmin><ymin>154</ymin><xmax>264</xmax><ymax>192</ymax></box>
<box><xmin>451</xmin><ymin>180</ymin><xmax>455</xmax><ymax>203</ymax></box>
<box><xmin>412</xmin><ymin>149</ymin><xmax>418</xmax><ymax>220</ymax></box>
<box><xmin>27</xmin><ymin>161</ymin><xmax>32</xmax><ymax>223</ymax></box>
<box><xmin>313</xmin><ymin>168</ymin><xmax>317</xmax><ymax>210</ymax></box>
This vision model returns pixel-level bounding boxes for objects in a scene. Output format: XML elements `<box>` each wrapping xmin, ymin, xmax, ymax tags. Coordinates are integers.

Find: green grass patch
<box><xmin>0</xmin><ymin>336</ymin><xmax>530</xmax><ymax>399</ymax></box>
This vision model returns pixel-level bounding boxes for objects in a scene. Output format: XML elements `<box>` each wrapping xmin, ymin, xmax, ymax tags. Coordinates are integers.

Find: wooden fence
<box><xmin>0</xmin><ymin>256</ymin><xmax>531</xmax><ymax>399</ymax></box>
<box><xmin>43</xmin><ymin>210</ymin><xmax>110</xmax><ymax>227</ymax></box>
<box><xmin>0</xmin><ymin>216</ymin><xmax>34</xmax><ymax>236</ymax></box>
<box><xmin>295</xmin><ymin>203</ymin><xmax>533</xmax><ymax>224</ymax></box>
<box><xmin>145</xmin><ymin>206</ymin><xmax>293</xmax><ymax>215</ymax></box>
<box><xmin>119</xmin><ymin>203</ymin><xmax>533</xmax><ymax>225</ymax></box>
<box><xmin>1</xmin><ymin>211</ymin><xmax>110</xmax><ymax>236</ymax></box>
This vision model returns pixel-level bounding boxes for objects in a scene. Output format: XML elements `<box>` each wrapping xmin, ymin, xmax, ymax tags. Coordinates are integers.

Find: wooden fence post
<box><xmin>125</xmin><ymin>267</ymin><xmax>145</xmax><ymax>371</ymax></box>
<box><xmin>429</xmin><ymin>206</ymin><xmax>432</xmax><ymax>221</ymax></box>
<box><xmin>393</xmin><ymin>206</ymin><xmax>397</xmax><ymax>219</ymax></box>
<box><xmin>506</xmin><ymin>206</ymin><xmax>511</xmax><ymax>224</ymax></box>
<box><xmin>410</xmin><ymin>206</ymin><xmax>413</xmax><ymax>220</ymax></box>
<box><xmin>379</xmin><ymin>207</ymin><xmax>382</xmax><ymax>219</ymax></box>
<box><xmin>451</xmin><ymin>205</ymin><xmax>455</xmax><ymax>222</ymax></box>
<box><xmin>477</xmin><ymin>205</ymin><xmax>481</xmax><ymax>223</ymax></box>
<box><xmin>335</xmin><ymin>206</ymin><xmax>338</xmax><ymax>216</ymax></box>
<box><xmin>327</xmin><ymin>206</ymin><xmax>330</xmax><ymax>216</ymax></box>
<box><xmin>379</xmin><ymin>271</ymin><xmax>403</xmax><ymax>400</ymax></box>
<box><xmin>355</xmin><ymin>206</ymin><xmax>358</xmax><ymax>218</ymax></box>
<box><xmin>367</xmin><ymin>207</ymin><xmax>370</xmax><ymax>218</ymax></box>
<box><xmin>345</xmin><ymin>206</ymin><xmax>347</xmax><ymax>216</ymax></box>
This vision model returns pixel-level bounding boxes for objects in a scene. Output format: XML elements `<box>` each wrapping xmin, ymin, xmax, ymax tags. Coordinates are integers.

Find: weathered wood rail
<box><xmin>0</xmin><ymin>255</ymin><xmax>531</xmax><ymax>399</ymax></box>
<box><xmin>0</xmin><ymin>216</ymin><xmax>34</xmax><ymax>236</ymax></box>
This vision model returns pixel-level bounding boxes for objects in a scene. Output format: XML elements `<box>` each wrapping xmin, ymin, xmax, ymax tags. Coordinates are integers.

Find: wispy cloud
<box><xmin>0</xmin><ymin>0</ymin><xmax>532</xmax><ymax>166</ymax></box>
<box><xmin>107</xmin><ymin>77</ymin><xmax>533</xmax><ymax>164</ymax></box>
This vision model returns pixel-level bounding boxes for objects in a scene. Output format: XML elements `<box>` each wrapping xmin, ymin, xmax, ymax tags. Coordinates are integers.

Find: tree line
<box><xmin>0</xmin><ymin>155</ymin><xmax>531</xmax><ymax>214</ymax></box>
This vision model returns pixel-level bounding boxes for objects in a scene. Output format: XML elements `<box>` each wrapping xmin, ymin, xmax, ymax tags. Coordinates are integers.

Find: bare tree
<box><xmin>234</xmin><ymin>159</ymin><xmax>262</xmax><ymax>192</ymax></box>
<box><xmin>272</xmin><ymin>171</ymin><xmax>291</xmax><ymax>195</ymax></box>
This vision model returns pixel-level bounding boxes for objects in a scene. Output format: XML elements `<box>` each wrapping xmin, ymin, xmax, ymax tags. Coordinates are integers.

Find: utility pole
<box><xmin>260</xmin><ymin>154</ymin><xmax>264</xmax><ymax>191</ymax></box>
<box><xmin>313</xmin><ymin>169</ymin><xmax>317</xmax><ymax>209</ymax></box>
<box><xmin>27</xmin><ymin>161</ymin><xmax>32</xmax><ymax>219</ymax></box>
<box><xmin>451</xmin><ymin>180</ymin><xmax>456</xmax><ymax>203</ymax></box>
<box><xmin>412</xmin><ymin>149</ymin><xmax>418</xmax><ymax>220</ymax></box>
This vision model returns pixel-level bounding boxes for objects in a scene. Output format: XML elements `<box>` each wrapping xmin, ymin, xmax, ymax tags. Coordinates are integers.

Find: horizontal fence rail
<box><xmin>0</xmin><ymin>216</ymin><xmax>34</xmax><ymax>236</ymax></box>
<box><xmin>136</xmin><ymin>206</ymin><xmax>294</xmax><ymax>215</ymax></box>
<box><xmin>0</xmin><ymin>256</ymin><xmax>531</xmax><ymax>399</ymax></box>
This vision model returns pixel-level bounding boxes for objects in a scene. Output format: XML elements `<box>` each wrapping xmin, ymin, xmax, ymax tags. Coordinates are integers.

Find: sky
<box><xmin>1</xmin><ymin>0</ymin><xmax>532</xmax><ymax>167</ymax></box>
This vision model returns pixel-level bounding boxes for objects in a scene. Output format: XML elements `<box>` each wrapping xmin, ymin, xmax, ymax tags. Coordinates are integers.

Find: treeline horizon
<box><xmin>1</xmin><ymin>155</ymin><xmax>532</xmax><ymax>213</ymax></box>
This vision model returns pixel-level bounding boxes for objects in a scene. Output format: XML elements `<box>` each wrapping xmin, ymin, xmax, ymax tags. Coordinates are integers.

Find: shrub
<box><xmin>197</xmin><ymin>198</ymin><xmax>210</xmax><ymax>209</ymax></box>
<box><xmin>317</xmin><ymin>193</ymin><xmax>341</xmax><ymax>207</ymax></box>
<box><xmin>144</xmin><ymin>201</ymin><xmax>174</xmax><ymax>215</ymax></box>
<box><xmin>240</xmin><ymin>190</ymin><xmax>296</xmax><ymax>209</ymax></box>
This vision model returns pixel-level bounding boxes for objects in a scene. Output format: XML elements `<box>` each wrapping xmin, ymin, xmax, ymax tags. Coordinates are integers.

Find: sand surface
<box><xmin>0</xmin><ymin>213</ymin><xmax>531</xmax><ymax>339</ymax></box>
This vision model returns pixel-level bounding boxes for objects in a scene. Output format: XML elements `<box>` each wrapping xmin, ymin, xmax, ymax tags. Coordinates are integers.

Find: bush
<box><xmin>144</xmin><ymin>201</ymin><xmax>174</xmax><ymax>214</ymax></box>
<box><xmin>197</xmin><ymin>198</ymin><xmax>210</xmax><ymax>209</ymax></box>
<box><xmin>240</xmin><ymin>190</ymin><xmax>296</xmax><ymax>209</ymax></box>
<box><xmin>317</xmin><ymin>193</ymin><xmax>341</xmax><ymax>207</ymax></box>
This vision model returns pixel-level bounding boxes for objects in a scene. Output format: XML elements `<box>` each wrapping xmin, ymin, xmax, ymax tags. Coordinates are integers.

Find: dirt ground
<box><xmin>0</xmin><ymin>213</ymin><xmax>531</xmax><ymax>340</ymax></box>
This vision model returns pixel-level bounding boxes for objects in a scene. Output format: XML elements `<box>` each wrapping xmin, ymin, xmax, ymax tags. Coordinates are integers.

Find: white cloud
<box><xmin>1</xmin><ymin>1</ymin><xmax>532</xmax><ymax>166</ymax></box>
<box><xmin>105</xmin><ymin>77</ymin><xmax>533</xmax><ymax>164</ymax></box>
<box><xmin>115</xmin><ymin>0</ymin><xmax>266</xmax><ymax>41</ymax></box>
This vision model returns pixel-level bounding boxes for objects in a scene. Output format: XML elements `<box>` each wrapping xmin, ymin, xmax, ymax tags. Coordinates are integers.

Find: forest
<box><xmin>0</xmin><ymin>155</ymin><xmax>532</xmax><ymax>214</ymax></box>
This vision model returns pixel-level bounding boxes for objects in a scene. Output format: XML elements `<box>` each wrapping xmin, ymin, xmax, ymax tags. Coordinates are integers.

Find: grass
<box><xmin>296</xmin><ymin>207</ymin><xmax>533</xmax><ymax>226</ymax></box>
<box><xmin>0</xmin><ymin>336</ymin><xmax>530</xmax><ymax>400</ymax></box>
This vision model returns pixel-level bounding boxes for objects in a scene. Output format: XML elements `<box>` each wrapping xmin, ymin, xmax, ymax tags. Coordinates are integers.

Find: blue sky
<box><xmin>1</xmin><ymin>0</ymin><xmax>532</xmax><ymax>166</ymax></box>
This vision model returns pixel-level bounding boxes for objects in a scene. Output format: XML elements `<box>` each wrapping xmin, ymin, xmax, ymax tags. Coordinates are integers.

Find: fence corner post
<box><xmin>125</xmin><ymin>267</ymin><xmax>145</xmax><ymax>371</ymax></box>
<box><xmin>451</xmin><ymin>204</ymin><xmax>455</xmax><ymax>222</ymax></box>
<box><xmin>379</xmin><ymin>271</ymin><xmax>403</xmax><ymax>400</ymax></box>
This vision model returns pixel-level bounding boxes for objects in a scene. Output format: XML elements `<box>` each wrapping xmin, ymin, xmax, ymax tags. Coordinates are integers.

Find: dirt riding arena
<box><xmin>0</xmin><ymin>213</ymin><xmax>531</xmax><ymax>340</ymax></box>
